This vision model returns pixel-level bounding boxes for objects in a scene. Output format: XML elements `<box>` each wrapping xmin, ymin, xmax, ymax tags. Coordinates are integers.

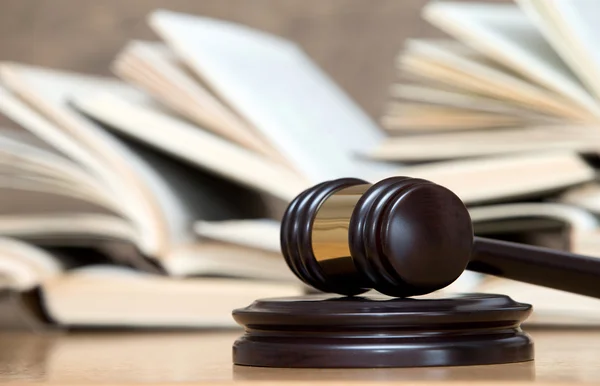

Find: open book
<box><xmin>378</xmin><ymin>0</ymin><xmax>600</xmax><ymax>250</ymax></box>
<box><xmin>1</xmin><ymin>6</ymin><xmax>600</xmax><ymax>328</ymax></box>
<box><xmin>67</xmin><ymin>10</ymin><xmax>594</xmax><ymax>205</ymax></box>
<box><xmin>374</xmin><ymin>0</ymin><xmax>600</xmax><ymax>324</ymax></box>
<box><xmin>0</xmin><ymin>61</ymin><xmax>305</xmax><ymax>327</ymax></box>
<box><xmin>381</xmin><ymin>1</ymin><xmax>600</xmax><ymax>150</ymax></box>
<box><xmin>0</xmin><ymin>237</ymin><xmax>300</xmax><ymax>328</ymax></box>
<box><xmin>186</xmin><ymin>203</ymin><xmax>600</xmax><ymax>326</ymax></box>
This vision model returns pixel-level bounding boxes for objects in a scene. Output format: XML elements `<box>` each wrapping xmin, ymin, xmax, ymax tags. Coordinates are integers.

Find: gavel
<box><xmin>280</xmin><ymin>176</ymin><xmax>600</xmax><ymax>298</ymax></box>
<box><xmin>232</xmin><ymin>176</ymin><xmax>600</xmax><ymax>369</ymax></box>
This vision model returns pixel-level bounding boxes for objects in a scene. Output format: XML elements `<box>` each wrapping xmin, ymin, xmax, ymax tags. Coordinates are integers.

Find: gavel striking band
<box><xmin>281</xmin><ymin>177</ymin><xmax>600</xmax><ymax>298</ymax></box>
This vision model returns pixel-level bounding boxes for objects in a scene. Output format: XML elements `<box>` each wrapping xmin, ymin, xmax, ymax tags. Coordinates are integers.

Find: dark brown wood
<box><xmin>281</xmin><ymin>177</ymin><xmax>473</xmax><ymax>297</ymax></box>
<box><xmin>232</xmin><ymin>293</ymin><xmax>533</xmax><ymax>368</ymax></box>
<box><xmin>245</xmin><ymin>177</ymin><xmax>600</xmax><ymax>368</ymax></box>
<box><xmin>469</xmin><ymin>237</ymin><xmax>600</xmax><ymax>299</ymax></box>
<box><xmin>281</xmin><ymin>177</ymin><xmax>600</xmax><ymax>299</ymax></box>
<box><xmin>348</xmin><ymin>177</ymin><xmax>473</xmax><ymax>297</ymax></box>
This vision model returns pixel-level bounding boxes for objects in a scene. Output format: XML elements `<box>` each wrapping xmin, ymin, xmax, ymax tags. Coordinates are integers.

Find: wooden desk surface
<box><xmin>1</xmin><ymin>327</ymin><xmax>599</xmax><ymax>385</ymax></box>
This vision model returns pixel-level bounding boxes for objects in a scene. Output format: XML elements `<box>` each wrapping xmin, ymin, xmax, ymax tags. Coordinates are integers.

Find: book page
<box><xmin>42</xmin><ymin>271</ymin><xmax>302</xmax><ymax>327</ymax></box>
<box><xmin>164</xmin><ymin>242</ymin><xmax>293</xmax><ymax>280</ymax></box>
<box><xmin>149</xmin><ymin>10</ymin><xmax>396</xmax><ymax>183</ymax></box>
<box><xmin>399</xmin><ymin>56</ymin><xmax>590</xmax><ymax>121</ymax></box>
<box><xmin>0</xmin><ymin>214</ymin><xmax>137</xmax><ymax>245</ymax></box>
<box><xmin>0</xmin><ymin>185</ymin><xmax>112</xmax><ymax>217</ymax></box>
<box><xmin>0</xmin><ymin>170</ymin><xmax>113</xmax><ymax>212</ymax></box>
<box><xmin>0</xmin><ymin>85</ymin><xmax>112</xmax><ymax>188</ymax></box>
<box><xmin>0</xmin><ymin>64</ymin><xmax>195</xmax><ymax>258</ymax></box>
<box><xmin>382</xmin><ymin>103</ymin><xmax>529</xmax><ymax>132</ymax></box>
<box><xmin>391</xmin><ymin>151</ymin><xmax>595</xmax><ymax>204</ymax></box>
<box><xmin>423</xmin><ymin>2</ymin><xmax>600</xmax><ymax>120</ymax></box>
<box><xmin>194</xmin><ymin>219</ymin><xmax>280</xmax><ymax>253</ymax></box>
<box><xmin>0</xmin><ymin>126</ymin><xmax>61</xmax><ymax>154</ymax></box>
<box><xmin>113</xmin><ymin>41</ymin><xmax>279</xmax><ymax>159</ymax></box>
<box><xmin>558</xmin><ymin>183</ymin><xmax>600</xmax><ymax>214</ymax></box>
<box><xmin>517</xmin><ymin>0</ymin><xmax>600</xmax><ymax>100</ymax></box>
<box><xmin>371</xmin><ymin>125</ymin><xmax>600</xmax><ymax>161</ymax></box>
<box><xmin>0</xmin><ymin>134</ymin><xmax>119</xmax><ymax>214</ymax></box>
<box><xmin>72</xmin><ymin>91</ymin><xmax>309</xmax><ymax>201</ymax></box>
<box><xmin>389</xmin><ymin>84</ymin><xmax>556</xmax><ymax>122</ymax></box>
<box><xmin>398</xmin><ymin>39</ymin><xmax>589</xmax><ymax>121</ymax></box>
<box><xmin>0</xmin><ymin>238</ymin><xmax>63</xmax><ymax>290</ymax></box>
<box><xmin>469</xmin><ymin>202</ymin><xmax>599</xmax><ymax>232</ymax></box>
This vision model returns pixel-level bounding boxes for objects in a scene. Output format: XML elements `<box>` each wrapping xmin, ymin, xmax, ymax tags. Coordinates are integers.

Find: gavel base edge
<box><xmin>232</xmin><ymin>293</ymin><xmax>533</xmax><ymax>368</ymax></box>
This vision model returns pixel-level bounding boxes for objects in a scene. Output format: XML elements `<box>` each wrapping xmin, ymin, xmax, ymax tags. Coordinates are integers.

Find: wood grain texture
<box><xmin>0</xmin><ymin>328</ymin><xmax>599</xmax><ymax>384</ymax></box>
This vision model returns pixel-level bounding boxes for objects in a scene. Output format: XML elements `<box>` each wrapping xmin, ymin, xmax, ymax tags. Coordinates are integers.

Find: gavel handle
<box><xmin>468</xmin><ymin>237</ymin><xmax>600</xmax><ymax>299</ymax></box>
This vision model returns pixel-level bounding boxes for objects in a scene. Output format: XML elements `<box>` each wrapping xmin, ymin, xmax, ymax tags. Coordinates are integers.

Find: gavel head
<box><xmin>281</xmin><ymin>177</ymin><xmax>474</xmax><ymax>297</ymax></box>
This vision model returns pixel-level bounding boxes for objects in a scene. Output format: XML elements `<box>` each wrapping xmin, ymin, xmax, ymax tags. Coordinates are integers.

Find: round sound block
<box><xmin>232</xmin><ymin>293</ymin><xmax>533</xmax><ymax>368</ymax></box>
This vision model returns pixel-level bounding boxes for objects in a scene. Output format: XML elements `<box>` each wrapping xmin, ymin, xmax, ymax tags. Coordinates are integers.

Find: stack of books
<box><xmin>1</xmin><ymin>4</ymin><xmax>600</xmax><ymax>329</ymax></box>
<box><xmin>381</xmin><ymin>0</ymin><xmax>600</xmax><ymax>324</ymax></box>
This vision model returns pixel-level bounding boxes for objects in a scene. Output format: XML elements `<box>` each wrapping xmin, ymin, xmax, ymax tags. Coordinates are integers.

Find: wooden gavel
<box><xmin>281</xmin><ymin>176</ymin><xmax>600</xmax><ymax>298</ymax></box>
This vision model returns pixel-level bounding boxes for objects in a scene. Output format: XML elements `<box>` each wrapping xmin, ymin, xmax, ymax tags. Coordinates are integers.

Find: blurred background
<box><xmin>0</xmin><ymin>0</ymin><xmax>598</xmax><ymax>334</ymax></box>
<box><xmin>0</xmin><ymin>0</ymin><xmax>447</xmax><ymax>123</ymax></box>
<box><xmin>2</xmin><ymin>0</ymin><xmax>600</xmax><ymax>382</ymax></box>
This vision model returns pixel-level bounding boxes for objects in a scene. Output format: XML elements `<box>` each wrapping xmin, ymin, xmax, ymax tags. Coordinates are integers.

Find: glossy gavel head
<box><xmin>281</xmin><ymin>177</ymin><xmax>474</xmax><ymax>297</ymax></box>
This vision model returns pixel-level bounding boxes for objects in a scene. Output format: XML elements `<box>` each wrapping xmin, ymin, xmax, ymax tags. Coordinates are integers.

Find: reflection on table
<box><xmin>0</xmin><ymin>328</ymin><xmax>599</xmax><ymax>384</ymax></box>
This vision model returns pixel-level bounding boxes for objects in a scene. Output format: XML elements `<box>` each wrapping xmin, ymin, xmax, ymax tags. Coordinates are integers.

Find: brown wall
<box><xmin>0</xmin><ymin>0</ymin><xmax>447</xmax><ymax>123</ymax></box>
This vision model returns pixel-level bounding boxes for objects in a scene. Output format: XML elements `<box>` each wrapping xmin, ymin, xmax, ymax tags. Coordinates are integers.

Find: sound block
<box><xmin>232</xmin><ymin>293</ymin><xmax>533</xmax><ymax>368</ymax></box>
